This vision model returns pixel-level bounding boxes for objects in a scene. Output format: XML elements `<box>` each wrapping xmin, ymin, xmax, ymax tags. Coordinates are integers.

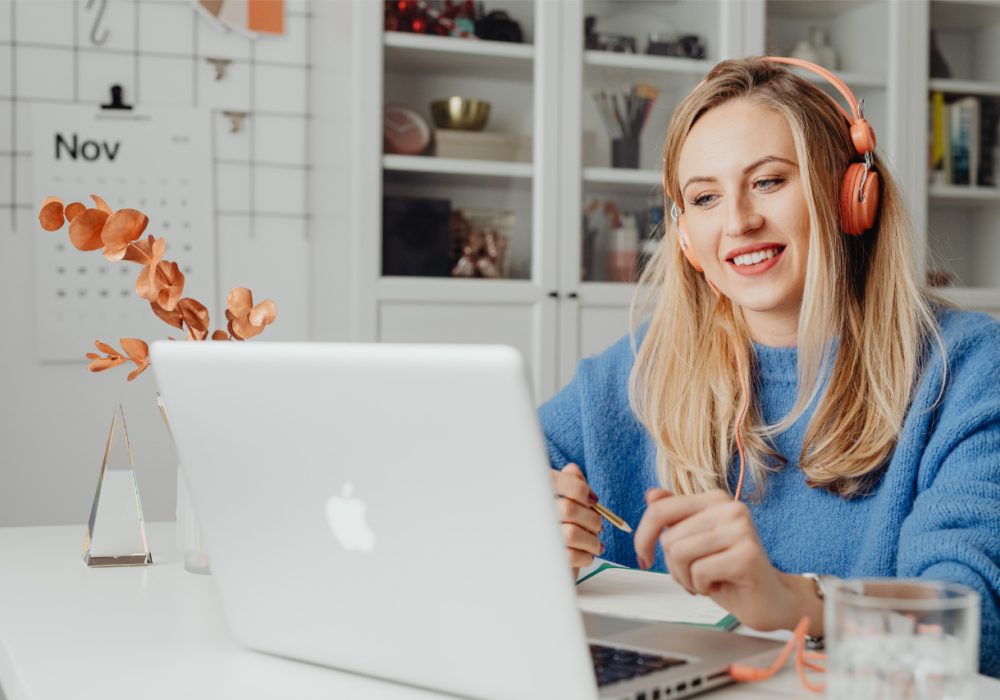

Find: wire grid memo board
<box><xmin>32</xmin><ymin>105</ymin><xmax>216</xmax><ymax>362</ymax></box>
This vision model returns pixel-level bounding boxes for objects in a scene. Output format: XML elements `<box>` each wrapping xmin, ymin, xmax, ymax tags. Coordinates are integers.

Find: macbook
<box><xmin>151</xmin><ymin>341</ymin><xmax>781</xmax><ymax>700</ymax></box>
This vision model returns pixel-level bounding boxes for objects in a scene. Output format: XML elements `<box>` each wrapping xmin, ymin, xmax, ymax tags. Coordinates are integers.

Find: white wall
<box><xmin>0</xmin><ymin>0</ymin><xmax>319</xmax><ymax>526</ymax></box>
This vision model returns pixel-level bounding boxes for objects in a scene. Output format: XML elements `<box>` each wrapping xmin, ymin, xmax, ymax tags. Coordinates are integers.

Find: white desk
<box><xmin>0</xmin><ymin>523</ymin><xmax>997</xmax><ymax>700</ymax></box>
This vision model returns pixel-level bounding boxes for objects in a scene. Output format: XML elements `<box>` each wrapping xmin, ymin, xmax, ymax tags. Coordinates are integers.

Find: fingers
<box><xmin>555</xmin><ymin>494</ymin><xmax>603</xmax><ymax>536</ymax></box>
<box><xmin>568</xmin><ymin>548</ymin><xmax>595</xmax><ymax>569</ymax></box>
<box><xmin>661</xmin><ymin>526</ymin><xmax>737</xmax><ymax>593</ymax></box>
<box><xmin>659</xmin><ymin>500</ymin><xmax>746</xmax><ymax>551</ymax></box>
<box><xmin>633</xmin><ymin>490</ymin><xmax>729</xmax><ymax>569</ymax></box>
<box><xmin>687</xmin><ymin>540</ymin><xmax>755</xmax><ymax>596</ymax></box>
<box><xmin>562</xmin><ymin>522</ymin><xmax>604</xmax><ymax>558</ymax></box>
<box><xmin>552</xmin><ymin>463</ymin><xmax>598</xmax><ymax>506</ymax></box>
<box><xmin>645</xmin><ymin>487</ymin><xmax>673</xmax><ymax>504</ymax></box>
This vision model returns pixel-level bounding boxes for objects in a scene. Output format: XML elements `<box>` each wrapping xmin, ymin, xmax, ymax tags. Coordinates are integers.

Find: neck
<box><xmin>743</xmin><ymin>306</ymin><xmax>800</xmax><ymax>348</ymax></box>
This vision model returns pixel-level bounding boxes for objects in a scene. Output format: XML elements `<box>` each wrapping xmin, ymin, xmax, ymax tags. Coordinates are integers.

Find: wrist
<box><xmin>777</xmin><ymin>571</ymin><xmax>825</xmax><ymax>637</ymax></box>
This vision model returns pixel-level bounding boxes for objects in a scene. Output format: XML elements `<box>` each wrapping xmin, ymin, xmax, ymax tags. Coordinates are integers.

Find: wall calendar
<box><xmin>32</xmin><ymin>105</ymin><xmax>216</xmax><ymax>362</ymax></box>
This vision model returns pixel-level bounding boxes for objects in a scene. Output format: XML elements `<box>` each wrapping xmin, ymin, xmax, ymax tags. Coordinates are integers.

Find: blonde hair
<box><xmin>629</xmin><ymin>58</ymin><xmax>942</xmax><ymax>499</ymax></box>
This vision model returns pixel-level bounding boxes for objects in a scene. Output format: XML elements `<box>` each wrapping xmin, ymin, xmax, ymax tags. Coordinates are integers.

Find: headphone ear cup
<box><xmin>840</xmin><ymin>163</ymin><xmax>879</xmax><ymax>236</ymax></box>
<box><xmin>678</xmin><ymin>214</ymin><xmax>703</xmax><ymax>272</ymax></box>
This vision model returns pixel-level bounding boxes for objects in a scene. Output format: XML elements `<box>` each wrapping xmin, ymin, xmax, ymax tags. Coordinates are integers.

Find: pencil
<box><xmin>593</xmin><ymin>502</ymin><xmax>633</xmax><ymax>533</ymax></box>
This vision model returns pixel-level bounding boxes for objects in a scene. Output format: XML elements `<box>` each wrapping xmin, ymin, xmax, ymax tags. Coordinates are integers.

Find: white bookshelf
<box><xmin>347</xmin><ymin>0</ymin><xmax>1000</xmax><ymax>401</ymax></box>
<box><xmin>925</xmin><ymin>1</ymin><xmax>1000</xmax><ymax>309</ymax></box>
<box><xmin>383</xmin><ymin>31</ymin><xmax>535</xmax><ymax>81</ymax></box>
<box><xmin>929</xmin><ymin>78</ymin><xmax>1000</xmax><ymax>97</ymax></box>
<box><xmin>383</xmin><ymin>155</ymin><xmax>534</xmax><ymax>179</ymax></box>
<box><xmin>583</xmin><ymin>168</ymin><xmax>662</xmax><ymax>186</ymax></box>
<box><xmin>929</xmin><ymin>185</ymin><xmax>1000</xmax><ymax>202</ymax></box>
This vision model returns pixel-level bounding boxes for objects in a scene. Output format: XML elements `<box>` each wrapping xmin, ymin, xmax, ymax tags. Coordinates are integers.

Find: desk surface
<box><xmin>0</xmin><ymin>523</ymin><xmax>997</xmax><ymax>700</ymax></box>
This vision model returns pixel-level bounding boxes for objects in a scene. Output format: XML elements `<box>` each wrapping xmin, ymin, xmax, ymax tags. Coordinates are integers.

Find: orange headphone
<box><xmin>674</xmin><ymin>56</ymin><xmax>880</xmax><ymax>274</ymax></box>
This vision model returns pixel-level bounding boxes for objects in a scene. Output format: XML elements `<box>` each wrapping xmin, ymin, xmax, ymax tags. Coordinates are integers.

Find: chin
<box><xmin>728</xmin><ymin>288</ymin><xmax>796</xmax><ymax>315</ymax></box>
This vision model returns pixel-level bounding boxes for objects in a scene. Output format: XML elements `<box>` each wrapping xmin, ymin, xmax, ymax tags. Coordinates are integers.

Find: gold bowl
<box><xmin>430</xmin><ymin>98</ymin><xmax>491</xmax><ymax>131</ymax></box>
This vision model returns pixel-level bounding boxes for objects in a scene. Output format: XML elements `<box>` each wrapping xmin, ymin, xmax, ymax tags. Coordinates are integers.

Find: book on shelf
<box><xmin>929</xmin><ymin>91</ymin><xmax>1000</xmax><ymax>188</ymax></box>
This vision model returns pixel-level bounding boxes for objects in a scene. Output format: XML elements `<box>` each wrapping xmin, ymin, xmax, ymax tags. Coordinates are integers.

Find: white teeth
<box><xmin>732</xmin><ymin>248</ymin><xmax>780</xmax><ymax>266</ymax></box>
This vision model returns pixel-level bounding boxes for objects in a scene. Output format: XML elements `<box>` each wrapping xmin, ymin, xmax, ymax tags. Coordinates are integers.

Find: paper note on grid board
<box><xmin>32</xmin><ymin>104</ymin><xmax>216</xmax><ymax>361</ymax></box>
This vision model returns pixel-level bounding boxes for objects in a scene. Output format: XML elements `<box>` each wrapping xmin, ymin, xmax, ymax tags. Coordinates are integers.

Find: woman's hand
<box><xmin>551</xmin><ymin>463</ymin><xmax>604</xmax><ymax>578</ymax></box>
<box><xmin>634</xmin><ymin>488</ymin><xmax>823</xmax><ymax>635</ymax></box>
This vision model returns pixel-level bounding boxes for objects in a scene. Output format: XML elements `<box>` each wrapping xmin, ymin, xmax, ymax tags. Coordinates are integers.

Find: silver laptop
<box><xmin>151</xmin><ymin>341</ymin><xmax>781</xmax><ymax>700</ymax></box>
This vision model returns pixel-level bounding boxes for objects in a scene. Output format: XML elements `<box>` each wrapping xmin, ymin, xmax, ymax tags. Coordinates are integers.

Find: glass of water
<box><xmin>826</xmin><ymin>579</ymin><xmax>980</xmax><ymax>700</ymax></box>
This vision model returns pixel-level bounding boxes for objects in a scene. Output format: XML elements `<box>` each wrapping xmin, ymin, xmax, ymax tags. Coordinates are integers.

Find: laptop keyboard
<box><xmin>590</xmin><ymin>644</ymin><xmax>688</xmax><ymax>687</ymax></box>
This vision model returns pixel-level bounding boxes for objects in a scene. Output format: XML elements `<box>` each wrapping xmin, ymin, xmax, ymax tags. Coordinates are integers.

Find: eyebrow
<box><xmin>680</xmin><ymin>155</ymin><xmax>797</xmax><ymax>196</ymax></box>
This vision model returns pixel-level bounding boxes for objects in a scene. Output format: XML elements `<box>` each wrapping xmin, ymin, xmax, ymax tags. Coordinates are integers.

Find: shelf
<box><xmin>768</xmin><ymin>0</ymin><xmax>880</xmax><ymax>20</ymax></box>
<box><xmin>383</xmin><ymin>31</ymin><xmax>534</xmax><ymax>81</ymax></box>
<box><xmin>929</xmin><ymin>185</ymin><xmax>1000</xmax><ymax>203</ymax></box>
<box><xmin>928</xmin><ymin>78</ymin><xmax>1000</xmax><ymax>97</ymax></box>
<box><xmin>584</xmin><ymin>50</ymin><xmax>708</xmax><ymax>88</ymax></box>
<box><xmin>383</xmin><ymin>155</ymin><xmax>534</xmax><ymax>179</ymax></box>
<box><xmin>584</xmin><ymin>51</ymin><xmax>709</xmax><ymax>76</ymax></box>
<box><xmin>583</xmin><ymin>168</ymin><xmax>662</xmax><ymax>193</ymax></box>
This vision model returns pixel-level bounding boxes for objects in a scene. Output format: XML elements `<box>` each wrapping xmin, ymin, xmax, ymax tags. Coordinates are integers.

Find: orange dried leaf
<box><xmin>85</xmin><ymin>353</ymin><xmax>101</xmax><ymax>360</ymax></box>
<box><xmin>91</xmin><ymin>195</ymin><xmax>112</xmax><ymax>214</ymax></box>
<box><xmin>233</xmin><ymin>316</ymin><xmax>264</xmax><ymax>339</ymax></box>
<box><xmin>88</xmin><ymin>356</ymin><xmax>125</xmax><ymax>372</ymax></box>
<box><xmin>227</xmin><ymin>319</ymin><xmax>244</xmax><ymax>341</ymax></box>
<box><xmin>127</xmin><ymin>362</ymin><xmax>150</xmax><ymax>382</ymax></box>
<box><xmin>42</xmin><ymin>196</ymin><xmax>63</xmax><ymax>208</ymax></box>
<box><xmin>64</xmin><ymin>202</ymin><xmax>85</xmax><ymax>222</ymax></box>
<box><xmin>69</xmin><ymin>209</ymin><xmax>110</xmax><ymax>251</ymax></box>
<box><xmin>39</xmin><ymin>201</ymin><xmax>65</xmax><ymax>231</ymax></box>
<box><xmin>120</xmin><ymin>338</ymin><xmax>149</xmax><ymax>364</ymax></box>
<box><xmin>134</xmin><ymin>238</ymin><xmax>166</xmax><ymax>301</ymax></box>
<box><xmin>178</xmin><ymin>298</ymin><xmax>210</xmax><ymax>333</ymax></box>
<box><xmin>154</xmin><ymin>261</ymin><xmax>185</xmax><ymax>311</ymax></box>
<box><xmin>94</xmin><ymin>341</ymin><xmax>122</xmax><ymax>358</ymax></box>
<box><xmin>123</xmin><ymin>235</ymin><xmax>155</xmax><ymax>265</ymax></box>
<box><xmin>185</xmin><ymin>326</ymin><xmax>209</xmax><ymax>341</ymax></box>
<box><xmin>150</xmin><ymin>300</ymin><xmax>184</xmax><ymax>329</ymax></box>
<box><xmin>101</xmin><ymin>209</ymin><xmax>149</xmax><ymax>261</ymax></box>
<box><xmin>211</xmin><ymin>330</ymin><xmax>230</xmax><ymax>341</ymax></box>
<box><xmin>248</xmin><ymin>299</ymin><xmax>277</xmax><ymax>327</ymax></box>
<box><xmin>227</xmin><ymin>287</ymin><xmax>253</xmax><ymax>318</ymax></box>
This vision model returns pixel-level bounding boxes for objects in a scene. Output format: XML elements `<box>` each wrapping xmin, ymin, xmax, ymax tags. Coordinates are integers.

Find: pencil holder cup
<box><xmin>176</xmin><ymin>466</ymin><xmax>211</xmax><ymax>575</ymax></box>
<box><xmin>611</xmin><ymin>137</ymin><xmax>640</xmax><ymax>169</ymax></box>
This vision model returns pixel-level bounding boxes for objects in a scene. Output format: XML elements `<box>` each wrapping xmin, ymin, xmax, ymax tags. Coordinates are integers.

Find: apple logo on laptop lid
<box><xmin>325</xmin><ymin>482</ymin><xmax>376</xmax><ymax>553</ymax></box>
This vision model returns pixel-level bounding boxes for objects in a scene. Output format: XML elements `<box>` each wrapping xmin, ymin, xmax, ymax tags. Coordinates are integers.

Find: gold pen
<box><xmin>592</xmin><ymin>502</ymin><xmax>633</xmax><ymax>534</ymax></box>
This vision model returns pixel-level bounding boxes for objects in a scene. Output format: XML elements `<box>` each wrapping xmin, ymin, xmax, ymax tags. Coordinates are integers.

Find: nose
<box><xmin>723</xmin><ymin>192</ymin><xmax>764</xmax><ymax>238</ymax></box>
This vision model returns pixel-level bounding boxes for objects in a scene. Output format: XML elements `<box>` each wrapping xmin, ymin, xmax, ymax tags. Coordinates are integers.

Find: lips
<box><xmin>726</xmin><ymin>244</ymin><xmax>785</xmax><ymax>276</ymax></box>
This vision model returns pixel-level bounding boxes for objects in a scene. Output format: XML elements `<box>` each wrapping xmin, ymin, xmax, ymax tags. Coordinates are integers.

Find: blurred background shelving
<box><xmin>350</xmin><ymin>0</ymin><xmax>1000</xmax><ymax>402</ymax></box>
<box><xmin>925</xmin><ymin>1</ymin><xmax>1000</xmax><ymax>308</ymax></box>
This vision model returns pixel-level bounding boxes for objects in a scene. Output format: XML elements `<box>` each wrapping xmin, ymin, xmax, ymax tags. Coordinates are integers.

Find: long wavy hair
<box><xmin>629</xmin><ymin>57</ymin><xmax>942</xmax><ymax>499</ymax></box>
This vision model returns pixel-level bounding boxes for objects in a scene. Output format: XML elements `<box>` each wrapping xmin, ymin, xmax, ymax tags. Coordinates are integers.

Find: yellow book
<box><xmin>932</xmin><ymin>91</ymin><xmax>945</xmax><ymax>171</ymax></box>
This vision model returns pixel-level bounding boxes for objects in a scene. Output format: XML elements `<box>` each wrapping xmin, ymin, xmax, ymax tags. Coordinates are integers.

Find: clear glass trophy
<box><xmin>81</xmin><ymin>404</ymin><xmax>153</xmax><ymax>567</ymax></box>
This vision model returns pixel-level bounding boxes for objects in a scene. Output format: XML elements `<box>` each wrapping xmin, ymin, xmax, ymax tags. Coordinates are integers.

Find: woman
<box><xmin>541</xmin><ymin>57</ymin><xmax>1000</xmax><ymax>676</ymax></box>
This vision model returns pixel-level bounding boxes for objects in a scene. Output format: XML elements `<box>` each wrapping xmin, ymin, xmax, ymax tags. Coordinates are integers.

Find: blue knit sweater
<box><xmin>540</xmin><ymin>307</ymin><xmax>1000</xmax><ymax>677</ymax></box>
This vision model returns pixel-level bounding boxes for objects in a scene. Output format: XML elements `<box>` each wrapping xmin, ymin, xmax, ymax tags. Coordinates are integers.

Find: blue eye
<box><xmin>756</xmin><ymin>178</ymin><xmax>785</xmax><ymax>191</ymax></box>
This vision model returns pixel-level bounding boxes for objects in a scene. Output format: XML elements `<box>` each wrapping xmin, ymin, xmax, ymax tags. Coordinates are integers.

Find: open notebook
<box><xmin>576</xmin><ymin>563</ymin><xmax>738</xmax><ymax>631</ymax></box>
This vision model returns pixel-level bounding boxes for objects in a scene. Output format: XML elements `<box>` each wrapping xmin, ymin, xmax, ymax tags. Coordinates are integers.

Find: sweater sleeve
<box><xmin>538</xmin><ymin>367</ymin><xmax>587</xmax><ymax>473</ymax></box>
<box><xmin>897</xmin><ymin>312</ymin><xmax>1000</xmax><ymax>678</ymax></box>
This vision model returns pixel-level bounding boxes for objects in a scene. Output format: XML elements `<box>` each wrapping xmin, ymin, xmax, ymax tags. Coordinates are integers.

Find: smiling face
<box><xmin>676</xmin><ymin>99</ymin><xmax>812</xmax><ymax>344</ymax></box>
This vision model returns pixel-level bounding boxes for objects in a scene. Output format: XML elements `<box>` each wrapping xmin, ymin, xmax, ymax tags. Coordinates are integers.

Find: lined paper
<box><xmin>576</xmin><ymin>565</ymin><xmax>733</xmax><ymax>627</ymax></box>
